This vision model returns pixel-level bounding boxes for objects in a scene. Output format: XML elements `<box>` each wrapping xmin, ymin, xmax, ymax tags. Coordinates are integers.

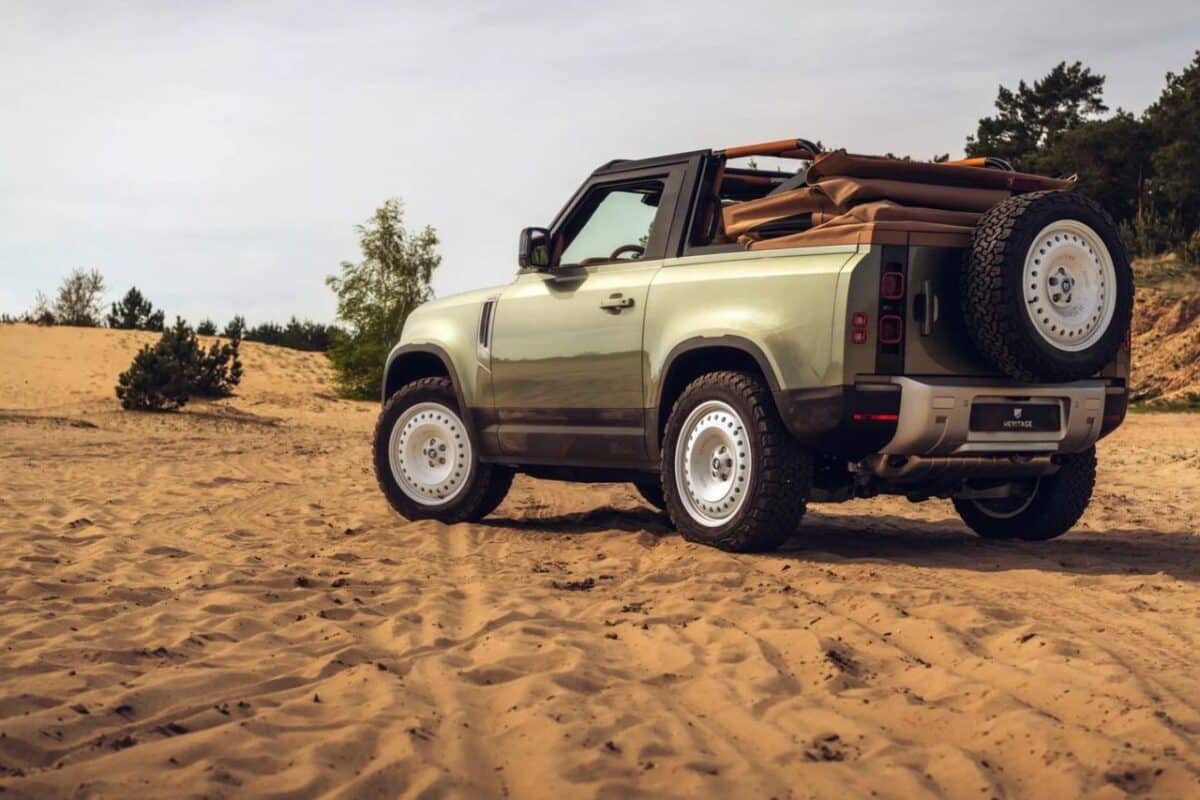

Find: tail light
<box><xmin>881</xmin><ymin>271</ymin><xmax>905</xmax><ymax>300</ymax></box>
<box><xmin>874</xmin><ymin>247</ymin><xmax>909</xmax><ymax>374</ymax></box>
<box><xmin>851</xmin><ymin>412</ymin><xmax>899</xmax><ymax>422</ymax></box>
<box><xmin>879</xmin><ymin>314</ymin><xmax>904</xmax><ymax>345</ymax></box>
<box><xmin>1122</xmin><ymin>327</ymin><xmax>1132</xmax><ymax>352</ymax></box>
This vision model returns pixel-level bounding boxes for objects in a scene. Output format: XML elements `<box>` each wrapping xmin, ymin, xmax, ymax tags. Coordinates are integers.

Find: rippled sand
<box><xmin>1</xmin><ymin>323</ymin><xmax>1198</xmax><ymax>798</ymax></box>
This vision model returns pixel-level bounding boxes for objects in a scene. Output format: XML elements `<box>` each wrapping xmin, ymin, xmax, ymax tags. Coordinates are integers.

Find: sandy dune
<box><xmin>1</xmin><ymin>322</ymin><xmax>1199</xmax><ymax>798</ymax></box>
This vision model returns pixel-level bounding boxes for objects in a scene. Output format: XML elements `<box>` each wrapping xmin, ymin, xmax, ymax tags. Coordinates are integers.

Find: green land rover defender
<box><xmin>372</xmin><ymin>138</ymin><xmax>1132</xmax><ymax>552</ymax></box>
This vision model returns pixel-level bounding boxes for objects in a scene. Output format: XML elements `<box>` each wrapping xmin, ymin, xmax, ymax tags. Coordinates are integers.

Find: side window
<box><xmin>558</xmin><ymin>181</ymin><xmax>664</xmax><ymax>267</ymax></box>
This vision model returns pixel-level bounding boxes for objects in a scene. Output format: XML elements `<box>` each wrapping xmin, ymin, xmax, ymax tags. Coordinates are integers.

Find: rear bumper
<box><xmin>882</xmin><ymin>376</ymin><xmax>1120</xmax><ymax>456</ymax></box>
<box><xmin>776</xmin><ymin>376</ymin><xmax>1127</xmax><ymax>458</ymax></box>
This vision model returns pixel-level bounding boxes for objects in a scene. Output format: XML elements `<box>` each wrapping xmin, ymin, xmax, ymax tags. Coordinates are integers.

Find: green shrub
<box><xmin>115</xmin><ymin>318</ymin><xmax>243</xmax><ymax>411</ymax></box>
<box><xmin>193</xmin><ymin>337</ymin><xmax>243</xmax><ymax>397</ymax></box>
<box><xmin>1119</xmin><ymin>208</ymin><xmax>1180</xmax><ymax>259</ymax></box>
<box><xmin>1176</xmin><ymin>228</ymin><xmax>1200</xmax><ymax>268</ymax></box>
<box><xmin>196</xmin><ymin>318</ymin><xmax>218</xmax><ymax>336</ymax></box>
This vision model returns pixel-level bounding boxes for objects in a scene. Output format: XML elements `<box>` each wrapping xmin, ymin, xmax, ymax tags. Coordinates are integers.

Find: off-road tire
<box><xmin>662</xmin><ymin>370</ymin><xmax>812</xmax><ymax>552</ymax></box>
<box><xmin>953</xmin><ymin>447</ymin><xmax>1096</xmax><ymax>541</ymax></box>
<box><xmin>633</xmin><ymin>480</ymin><xmax>666</xmax><ymax>512</ymax></box>
<box><xmin>373</xmin><ymin>377</ymin><xmax>513</xmax><ymax>523</ymax></box>
<box><xmin>962</xmin><ymin>190</ymin><xmax>1132</xmax><ymax>382</ymax></box>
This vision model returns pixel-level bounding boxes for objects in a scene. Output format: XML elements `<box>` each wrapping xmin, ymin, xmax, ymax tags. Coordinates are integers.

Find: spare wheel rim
<box><xmin>1022</xmin><ymin>219</ymin><xmax>1117</xmax><ymax>352</ymax></box>
<box><xmin>675</xmin><ymin>400</ymin><xmax>752</xmax><ymax>527</ymax></box>
<box><xmin>388</xmin><ymin>402</ymin><xmax>472</xmax><ymax>506</ymax></box>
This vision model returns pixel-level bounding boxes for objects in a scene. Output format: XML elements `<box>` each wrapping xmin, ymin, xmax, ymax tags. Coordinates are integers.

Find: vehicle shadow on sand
<box><xmin>484</xmin><ymin>506</ymin><xmax>673</xmax><ymax>537</ymax></box>
<box><xmin>783</xmin><ymin>511</ymin><xmax>1200</xmax><ymax>582</ymax></box>
<box><xmin>485</xmin><ymin>507</ymin><xmax>1200</xmax><ymax>582</ymax></box>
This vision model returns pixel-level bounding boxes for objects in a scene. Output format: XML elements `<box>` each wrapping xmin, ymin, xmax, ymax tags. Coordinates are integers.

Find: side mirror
<box><xmin>518</xmin><ymin>227</ymin><xmax>551</xmax><ymax>270</ymax></box>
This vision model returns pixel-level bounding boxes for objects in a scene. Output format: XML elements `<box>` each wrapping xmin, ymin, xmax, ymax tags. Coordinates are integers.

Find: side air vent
<box><xmin>477</xmin><ymin>297</ymin><xmax>498</xmax><ymax>366</ymax></box>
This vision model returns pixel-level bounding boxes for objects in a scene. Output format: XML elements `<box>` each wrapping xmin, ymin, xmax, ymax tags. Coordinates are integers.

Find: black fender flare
<box><xmin>648</xmin><ymin>335</ymin><xmax>784</xmax><ymax>456</ymax></box>
<box><xmin>382</xmin><ymin>343</ymin><xmax>480</xmax><ymax>448</ymax></box>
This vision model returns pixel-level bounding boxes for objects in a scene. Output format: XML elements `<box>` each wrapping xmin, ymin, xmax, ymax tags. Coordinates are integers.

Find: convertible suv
<box><xmin>373</xmin><ymin>138</ymin><xmax>1132</xmax><ymax>552</ymax></box>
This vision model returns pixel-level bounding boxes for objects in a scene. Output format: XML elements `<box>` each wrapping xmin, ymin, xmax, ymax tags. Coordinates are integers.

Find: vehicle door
<box><xmin>489</xmin><ymin>166</ymin><xmax>685</xmax><ymax>464</ymax></box>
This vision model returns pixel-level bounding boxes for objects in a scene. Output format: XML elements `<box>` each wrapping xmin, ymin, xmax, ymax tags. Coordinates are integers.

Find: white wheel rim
<box><xmin>1023</xmin><ymin>220</ymin><xmax>1116</xmax><ymax>352</ymax></box>
<box><xmin>674</xmin><ymin>400</ymin><xmax>752</xmax><ymax>527</ymax></box>
<box><xmin>388</xmin><ymin>402</ymin><xmax>472</xmax><ymax>506</ymax></box>
<box><xmin>972</xmin><ymin>480</ymin><xmax>1039</xmax><ymax>519</ymax></box>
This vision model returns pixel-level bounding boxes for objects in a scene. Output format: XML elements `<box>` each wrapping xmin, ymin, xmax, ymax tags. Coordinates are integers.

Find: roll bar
<box><xmin>719</xmin><ymin>138</ymin><xmax>821</xmax><ymax>160</ymax></box>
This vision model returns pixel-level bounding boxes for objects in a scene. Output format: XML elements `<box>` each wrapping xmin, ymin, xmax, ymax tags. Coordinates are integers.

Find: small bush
<box><xmin>193</xmin><ymin>337</ymin><xmax>243</xmax><ymax>397</ymax></box>
<box><xmin>1176</xmin><ymin>228</ymin><xmax>1200</xmax><ymax>268</ymax></box>
<box><xmin>115</xmin><ymin>345</ymin><xmax>193</xmax><ymax>411</ymax></box>
<box><xmin>196</xmin><ymin>318</ymin><xmax>218</xmax><ymax>336</ymax></box>
<box><xmin>1120</xmin><ymin>209</ymin><xmax>1180</xmax><ymax>259</ymax></box>
<box><xmin>115</xmin><ymin>318</ymin><xmax>243</xmax><ymax>411</ymax></box>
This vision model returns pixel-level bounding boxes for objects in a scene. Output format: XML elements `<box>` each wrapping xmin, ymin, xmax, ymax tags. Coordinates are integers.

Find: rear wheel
<box><xmin>662</xmin><ymin>370</ymin><xmax>811</xmax><ymax>552</ymax></box>
<box><xmin>373</xmin><ymin>377</ymin><xmax>513</xmax><ymax>523</ymax></box>
<box><xmin>952</xmin><ymin>447</ymin><xmax>1096</xmax><ymax>541</ymax></box>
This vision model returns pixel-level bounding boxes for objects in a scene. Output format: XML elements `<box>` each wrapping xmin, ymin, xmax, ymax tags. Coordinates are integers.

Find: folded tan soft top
<box><xmin>725</xmin><ymin>150</ymin><xmax>1075</xmax><ymax>250</ymax></box>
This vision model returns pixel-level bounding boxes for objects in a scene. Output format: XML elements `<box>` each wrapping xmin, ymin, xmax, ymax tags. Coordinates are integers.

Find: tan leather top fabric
<box><xmin>811</xmin><ymin>201</ymin><xmax>984</xmax><ymax>228</ymax></box>
<box><xmin>806</xmin><ymin>151</ymin><xmax>1074</xmax><ymax>192</ymax></box>
<box><xmin>723</xmin><ymin>187</ymin><xmax>836</xmax><ymax>237</ymax></box>
<box><xmin>739</xmin><ymin>220</ymin><xmax>975</xmax><ymax>250</ymax></box>
<box><xmin>722</xmin><ymin>149</ymin><xmax>1073</xmax><ymax>251</ymax></box>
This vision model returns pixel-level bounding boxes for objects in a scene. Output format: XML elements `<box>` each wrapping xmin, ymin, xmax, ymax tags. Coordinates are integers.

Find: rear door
<box><xmin>489</xmin><ymin>167</ymin><xmax>686</xmax><ymax>464</ymax></box>
<box><xmin>904</xmin><ymin>245</ymin><xmax>997</xmax><ymax>376</ymax></box>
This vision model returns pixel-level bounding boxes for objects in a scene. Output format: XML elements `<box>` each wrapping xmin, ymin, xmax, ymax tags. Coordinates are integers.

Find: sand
<box><xmin>1</xmin><ymin>322</ymin><xmax>1198</xmax><ymax>799</ymax></box>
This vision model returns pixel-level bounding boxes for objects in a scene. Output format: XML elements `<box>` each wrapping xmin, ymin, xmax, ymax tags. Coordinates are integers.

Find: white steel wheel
<box><xmin>673</xmin><ymin>400</ymin><xmax>752</xmax><ymax>527</ymax></box>
<box><xmin>967</xmin><ymin>479</ymin><xmax>1040</xmax><ymax>520</ymax></box>
<box><xmin>1023</xmin><ymin>220</ymin><xmax>1117</xmax><ymax>352</ymax></box>
<box><xmin>387</xmin><ymin>401</ymin><xmax>472</xmax><ymax>506</ymax></box>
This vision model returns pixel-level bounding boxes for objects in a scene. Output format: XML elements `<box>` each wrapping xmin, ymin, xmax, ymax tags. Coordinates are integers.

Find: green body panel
<box><xmin>903</xmin><ymin>246</ymin><xmax>994</xmax><ymax>376</ymax></box>
<box><xmin>644</xmin><ymin>246</ymin><xmax>863</xmax><ymax>404</ymax></box>
<box><xmin>488</xmin><ymin>260</ymin><xmax>660</xmax><ymax>411</ymax></box>
<box><xmin>395</xmin><ymin>286</ymin><xmax>500</xmax><ymax>409</ymax></box>
<box><xmin>394</xmin><ymin>246</ymin><xmax>879</xmax><ymax>413</ymax></box>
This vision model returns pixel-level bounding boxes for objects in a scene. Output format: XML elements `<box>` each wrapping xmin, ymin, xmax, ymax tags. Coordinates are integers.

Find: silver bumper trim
<box><xmin>882</xmin><ymin>376</ymin><xmax>1107</xmax><ymax>456</ymax></box>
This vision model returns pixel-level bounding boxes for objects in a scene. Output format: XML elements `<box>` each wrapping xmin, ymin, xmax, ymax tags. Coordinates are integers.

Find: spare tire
<box><xmin>962</xmin><ymin>190</ymin><xmax>1132</xmax><ymax>382</ymax></box>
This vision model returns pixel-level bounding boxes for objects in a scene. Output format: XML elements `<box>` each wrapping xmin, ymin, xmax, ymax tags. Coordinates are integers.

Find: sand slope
<box><xmin>1</xmin><ymin>322</ymin><xmax>1199</xmax><ymax>799</ymax></box>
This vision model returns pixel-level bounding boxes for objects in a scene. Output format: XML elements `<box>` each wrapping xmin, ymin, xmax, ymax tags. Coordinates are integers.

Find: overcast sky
<box><xmin>2</xmin><ymin>1</ymin><xmax>1198</xmax><ymax>325</ymax></box>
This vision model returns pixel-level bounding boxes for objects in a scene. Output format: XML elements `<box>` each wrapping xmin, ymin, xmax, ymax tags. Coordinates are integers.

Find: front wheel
<box><xmin>662</xmin><ymin>370</ymin><xmax>812</xmax><ymax>552</ymax></box>
<box><xmin>373</xmin><ymin>377</ymin><xmax>513</xmax><ymax>523</ymax></box>
<box><xmin>952</xmin><ymin>447</ymin><xmax>1096</xmax><ymax>541</ymax></box>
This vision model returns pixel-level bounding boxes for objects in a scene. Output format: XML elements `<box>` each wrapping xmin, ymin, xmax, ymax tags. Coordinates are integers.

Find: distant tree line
<box><xmin>2</xmin><ymin>271</ymin><xmax>341</xmax><ymax>352</ymax></box>
<box><xmin>965</xmin><ymin>53</ymin><xmax>1200</xmax><ymax>264</ymax></box>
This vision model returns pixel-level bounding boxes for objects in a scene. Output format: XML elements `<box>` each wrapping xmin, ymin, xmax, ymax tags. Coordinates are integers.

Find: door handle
<box><xmin>600</xmin><ymin>294</ymin><xmax>635</xmax><ymax>312</ymax></box>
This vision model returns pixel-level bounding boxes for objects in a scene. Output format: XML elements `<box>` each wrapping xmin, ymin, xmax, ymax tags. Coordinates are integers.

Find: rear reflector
<box><xmin>852</xmin><ymin>412</ymin><xmax>899</xmax><ymax>423</ymax></box>
<box><xmin>878</xmin><ymin>314</ymin><xmax>904</xmax><ymax>345</ymax></box>
<box><xmin>851</xmin><ymin>310</ymin><xmax>869</xmax><ymax>345</ymax></box>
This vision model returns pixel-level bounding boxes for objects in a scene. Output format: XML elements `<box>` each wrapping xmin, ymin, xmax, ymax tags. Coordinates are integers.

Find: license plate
<box><xmin>970</xmin><ymin>402</ymin><xmax>1061</xmax><ymax>433</ymax></box>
